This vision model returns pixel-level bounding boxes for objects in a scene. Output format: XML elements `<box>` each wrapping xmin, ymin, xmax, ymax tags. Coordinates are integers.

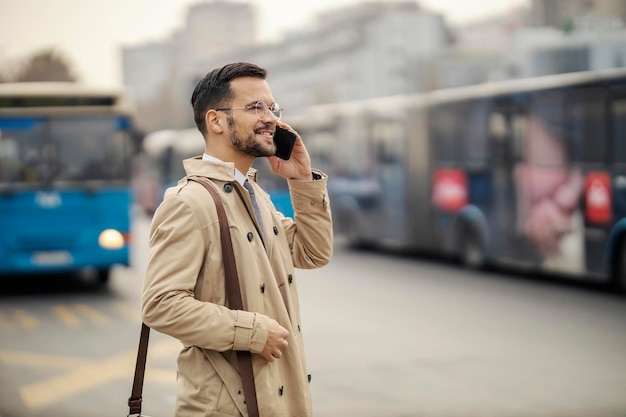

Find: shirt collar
<box><xmin>202</xmin><ymin>153</ymin><xmax>247</xmax><ymax>186</ymax></box>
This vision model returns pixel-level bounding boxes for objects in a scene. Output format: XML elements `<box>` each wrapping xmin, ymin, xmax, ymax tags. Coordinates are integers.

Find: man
<box><xmin>141</xmin><ymin>62</ymin><xmax>333</xmax><ymax>417</ymax></box>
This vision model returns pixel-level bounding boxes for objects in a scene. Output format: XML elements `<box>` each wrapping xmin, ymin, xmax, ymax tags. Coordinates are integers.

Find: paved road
<box><xmin>1</xmin><ymin>212</ymin><xmax>625</xmax><ymax>417</ymax></box>
<box><xmin>298</xmin><ymin>248</ymin><xmax>626</xmax><ymax>417</ymax></box>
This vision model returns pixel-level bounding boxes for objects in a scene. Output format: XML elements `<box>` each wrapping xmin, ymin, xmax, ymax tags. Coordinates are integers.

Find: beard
<box><xmin>227</xmin><ymin>115</ymin><xmax>275</xmax><ymax>157</ymax></box>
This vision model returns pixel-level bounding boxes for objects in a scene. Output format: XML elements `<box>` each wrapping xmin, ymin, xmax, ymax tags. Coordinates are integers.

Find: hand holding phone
<box><xmin>273</xmin><ymin>126</ymin><xmax>297</xmax><ymax>160</ymax></box>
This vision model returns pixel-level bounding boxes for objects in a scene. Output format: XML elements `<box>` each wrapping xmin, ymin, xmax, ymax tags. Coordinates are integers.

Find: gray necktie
<box><xmin>243</xmin><ymin>179</ymin><xmax>266</xmax><ymax>242</ymax></box>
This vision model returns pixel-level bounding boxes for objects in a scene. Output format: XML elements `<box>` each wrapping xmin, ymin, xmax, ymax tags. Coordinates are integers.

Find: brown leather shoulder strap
<box><xmin>128</xmin><ymin>322</ymin><xmax>149</xmax><ymax>416</ymax></box>
<box><xmin>128</xmin><ymin>177</ymin><xmax>259</xmax><ymax>417</ymax></box>
<box><xmin>191</xmin><ymin>178</ymin><xmax>243</xmax><ymax>310</ymax></box>
<box><xmin>189</xmin><ymin>177</ymin><xmax>259</xmax><ymax>417</ymax></box>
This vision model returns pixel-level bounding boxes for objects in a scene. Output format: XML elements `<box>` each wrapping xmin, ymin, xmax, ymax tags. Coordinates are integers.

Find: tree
<box><xmin>13</xmin><ymin>48</ymin><xmax>77</xmax><ymax>82</ymax></box>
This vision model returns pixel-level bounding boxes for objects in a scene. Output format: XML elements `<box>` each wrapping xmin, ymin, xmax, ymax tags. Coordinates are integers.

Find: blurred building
<box><xmin>122</xmin><ymin>0</ymin><xmax>626</xmax><ymax>132</ymax></box>
<box><xmin>530</xmin><ymin>0</ymin><xmax>590</xmax><ymax>29</ymax></box>
<box><xmin>434</xmin><ymin>8</ymin><xmax>528</xmax><ymax>88</ymax></box>
<box><xmin>121</xmin><ymin>42</ymin><xmax>169</xmax><ymax>104</ymax></box>
<box><xmin>183</xmin><ymin>1</ymin><xmax>256</xmax><ymax>64</ymax></box>
<box><xmin>509</xmin><ymin>9</ymin><xmax>626</xmax><ymax>77</ymax></box>
<box><xmin>192</xmin><ymin>1</ymin><xmax>448</xmax><ymax>116</ymax></box>
<box><xmin>530</xmin><ymin>0</ymin><xmax>626</xmax><ymax>29</ymax></box>
<box><xmin>122</xmin><ymin>0</ymin><xmax>256</xmax><ymax>131</ymax></box>
<box><xmin>433</xmin><ymin>0</ymin><xmax>626</xmax><ymax>88</ymax></box>
<box><xmin>123</xmin><ymin>0</ymin><xmax>449</xmax><ymax>130</ymax></box>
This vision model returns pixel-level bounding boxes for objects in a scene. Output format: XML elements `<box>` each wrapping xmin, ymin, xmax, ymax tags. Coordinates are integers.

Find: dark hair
<box><xmin>190</xmin><ymin>62</ymin><xmax>267</xmax><ymax>135</ymax></box>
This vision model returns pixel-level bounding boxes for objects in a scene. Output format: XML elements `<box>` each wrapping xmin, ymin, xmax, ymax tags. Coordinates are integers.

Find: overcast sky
<box><xmin>0</xmin><ymin>0</ymin><xmax>527</xmax><ymax>88</ymax></box>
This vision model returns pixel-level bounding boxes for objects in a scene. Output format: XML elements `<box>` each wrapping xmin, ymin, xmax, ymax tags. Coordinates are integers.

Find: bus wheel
<box><xmin>343</xmin><ymin>213</ymin><xmax>363</xmax><ymax>249</ymax></box>
<box><xmin>612</xmin><ymin>240</ymin><xmax>626</xmax><ymax>294</ymax></box>
<box><xmin>97</xmin><ymin>268</ymin><xmax>110</xmax><ymax>285</ymax></box>
<box><xmin>345</xmin><ymin>225</ymin><xmax>361</xmax><ymax>249</ymax></box>
<box><xmin>461</xmin><ymin>232</ymin><xmax>485</xmax><ymax>270</ymax></box>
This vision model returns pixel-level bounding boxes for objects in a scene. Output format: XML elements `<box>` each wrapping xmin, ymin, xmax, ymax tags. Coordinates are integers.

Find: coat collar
<box><xmin>183</xmin><ymin>156</ymin><xmax>259</xmax><ymax>183</ymax></box>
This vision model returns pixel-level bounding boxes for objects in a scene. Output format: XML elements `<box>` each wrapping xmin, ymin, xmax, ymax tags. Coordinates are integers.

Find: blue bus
<box><xmin>0</xmin><ymin>82</ymin><xmax>136</xmax><ymax>284</ymax></box>
<box><xmin>291</xmin><ymin>68</ymin><xmax>626</xmax><ymax>293</ymax></box>
<box><xmin>133</xmin><ymin>128</ymin><xmax>295</xmax><ymax>218</ymax></box>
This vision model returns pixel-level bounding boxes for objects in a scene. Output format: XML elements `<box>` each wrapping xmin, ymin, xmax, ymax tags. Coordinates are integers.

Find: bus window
<box><xmin>489</xmin><ymin>111</ymin><xmax>510</xmax><ymax>172</ymax></box>
<box><xmin>489</xmin><ymin>113</ymin><xmax>508</xmax><ymax>141</ymax></box>
<box><xmin>512</xmin><ymin>113</ymin><xmax>527</xmax><ymax>163</ymax></box>
<box><xmin>0</xmin><ymin>133</ymin><xmax>20</xmax><ymax>182</ymax></box>
<box><xmin>611</xmin><ymin>93</ymin><xmax>626</xmax><ymax>221</ymax></box>
<box><xmin>528</xmin><ymin>92</ymin><xmax>567</xmax><ymax>167</ymax></box>
<box><xmin>430</xmin><ymin>104</ymin><xmax>460</xmax><ymax>163</ymax></box>
<box><xmin>307</xmin><ymin>131</ymin><xmax>334</xmax><ymax>173</ymax></box>
<box><xmin>372</xmin><ymin>118</ymin><xmax>403</xmax><ymax>165</ymax></box>
<box><xmin>0</xmin><ymin>118</ymin><xmax>45</xmax><ymax>184</ymax></box>
<box><xmin>110</xmin><ymin>130</ymin><xmax>133</xmax><ymax>177</ymax></box>
<box><xmin>612</xmin><ymin>97</ymin><xmax>626</xmax><ymax>165</ymax></box>
<box><xmin>489</xmin><ymin>95</ymin><xmax>528</xmax><ymax>166</ymax></box>
<box><xmin>567</xmin><ymin>88</ymin><xmax>607</xmax><ymax>164</ymax></box>
<box><xmin>464</xmin><ymin>100</ymin><xmax>489</xmax><ymax>163</ymax></box>
<box><xmin>50</xmin><ymin>117</ymin><xmax>132</xmax><ymax>182</ymax></box>
<box><xmin>334</xmin><ymin>115</ymin><xmax>371</xmax><ymax>177</ymax></box>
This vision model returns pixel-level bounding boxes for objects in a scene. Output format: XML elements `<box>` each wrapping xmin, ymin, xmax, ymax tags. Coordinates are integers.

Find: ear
<box><xmin>205</xmin><ymin>109</ymin><xmax>224</xmax><ymax>134</ymax></box>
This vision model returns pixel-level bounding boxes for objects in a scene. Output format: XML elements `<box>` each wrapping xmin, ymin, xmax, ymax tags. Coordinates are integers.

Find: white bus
<box><xmin>292</xmin><ymin>68</ymin><xmax>626</xmax><ymax>292</ymax></box>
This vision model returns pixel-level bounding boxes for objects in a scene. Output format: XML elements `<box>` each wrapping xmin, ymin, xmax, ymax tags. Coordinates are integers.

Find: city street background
<box><xmin>2</xmin><ymin>1</ymin><xmax>626</xmax><ymax>416</ymax></box>
<box><xmin>1</xmin><ymin>211</ymin><xmax>625</xmax><ymax>417</ymax></box>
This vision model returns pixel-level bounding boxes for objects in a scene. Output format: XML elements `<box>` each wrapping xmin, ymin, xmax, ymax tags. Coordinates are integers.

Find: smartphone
<box><xmin>273</xmin><ymin>126</ymin><xmax>297</xmax><ymax>160</ymax></box>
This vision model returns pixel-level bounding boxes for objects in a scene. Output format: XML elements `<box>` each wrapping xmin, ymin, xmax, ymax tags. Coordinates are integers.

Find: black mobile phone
<box><xmin>273</xmin><ymin>126</ymin><xmax>297</xmax><ymax>160</ymax></box>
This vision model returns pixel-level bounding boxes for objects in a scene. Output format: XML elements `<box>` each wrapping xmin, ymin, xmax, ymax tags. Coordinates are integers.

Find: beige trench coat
<box><xmin>141</xmin><ymin>157</ymin><xmax>333</xmax><ymax>417</ymax></box>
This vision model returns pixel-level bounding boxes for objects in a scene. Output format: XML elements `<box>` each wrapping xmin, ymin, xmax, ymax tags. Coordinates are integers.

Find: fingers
<box><xmin>276</xmin><ymin>121</ymin><xmax>295</xmax><ymax>133</ymax></box>
<box><xmin>262</xmin><ymin>340</ymin><xmax>288</xmax><ymax>362</ymax></box>
<box><xmin>261</xmin><ymin>319</ymin><xmax>289</xmax><ymax>362</ymax></box>
<box><xmin>266</xmin><ymin>342</ymin><xmax>287</xmax><ymax>362</ymax></box>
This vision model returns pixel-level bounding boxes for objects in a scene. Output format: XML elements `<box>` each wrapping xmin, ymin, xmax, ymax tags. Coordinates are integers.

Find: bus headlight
<box><xmin>98</xmin><ymin>229</ymin><xmax>125</xmax><ymax>249</ymax></box>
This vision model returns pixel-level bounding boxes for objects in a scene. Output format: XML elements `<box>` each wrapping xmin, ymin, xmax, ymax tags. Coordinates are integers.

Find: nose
<box><xmin>260</xmin><ymin>110</ymin><xmax>279</xmax><ymax>122</ymax></box>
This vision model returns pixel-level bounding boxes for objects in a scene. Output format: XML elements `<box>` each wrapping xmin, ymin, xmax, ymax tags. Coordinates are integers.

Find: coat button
<box><xmin>278</xmin><ymin>386</ymin><xmax>284</xmax><ymax>396</ymax></box>
<box><xmin>247</xmin><ymin>232</ymin><xmax>254</xmax><ymax>242</ymax></box>
<box><xmin>223</xmin><ymin>183</ymin><xmax>233</xmax><ymax>193</ymax></box>
<box><xmin>288</xmin><ymin>274</ymin><xmax>293</xmax><ymax>284</ymax></box>
<box><xmin>308</xmin><ymin>374</ymin><xmax>312</xmax><ymax>383</ymax></box>
<box><xmin>273</xmin><ymin>226</ymin><xmax>279</xmax><ymax>235</ymax></box>
<box><xmin>260</xmin><ymin>283</ymin><xmax>265</xmax><ymax>293</ymax></box>
<box><xmin>297</xmin><ymin>324</ymin><xmax>301</xmax><ymax>332</ymax></box>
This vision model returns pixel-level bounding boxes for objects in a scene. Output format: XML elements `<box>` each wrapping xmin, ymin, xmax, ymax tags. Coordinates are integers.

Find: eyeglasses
<box><xmin>216</xmin><ymin>101</ymin><xmax>282</xmax><ymax>121</ymax></box>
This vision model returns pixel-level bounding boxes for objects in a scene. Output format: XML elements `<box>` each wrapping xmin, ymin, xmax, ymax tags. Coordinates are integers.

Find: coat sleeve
<box><xmin>141</xmin><ymin>191</ymin><xmax>270</xmax><ymax>352</ymax></box>
<box><xmin>283</xmin><ymin>170</ymin><xmax>333</xmax><ymax>269</ymax></box>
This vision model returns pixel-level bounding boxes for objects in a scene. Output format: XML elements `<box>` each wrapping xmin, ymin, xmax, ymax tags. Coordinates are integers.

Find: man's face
<box><xmin>226</xmin><ymin>77</ymin><xmax>278</xmax><ymax>158</ymax></box>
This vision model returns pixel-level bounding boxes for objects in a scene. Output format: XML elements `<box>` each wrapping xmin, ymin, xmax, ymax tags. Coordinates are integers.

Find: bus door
<box><xmin>368</xmin><ymin>115</ymin><xmax>408</xmax><ymax>246</ymax></box>
<box><xmin>567</xmin><ymin>87</ymin><xmax>611</xmax><ymax>277</ymax></box>
<box><xmin>514</xmin><ymin>90</ymin><xmax>588</xmax><ymax>277</ymax></box>
<box><xmin>609</xmin><ymin>85</ymin><xmax>626</xmax><ymax>279</ymax></box>
<box><xmin>610</xmin><ymin>87</ymin><xmax>626</xmax><ymax>222</ymax></box>
<box><xmin>429</xmin><ymin>101</ymin><xmax>473</xmax><ymax>255</ymax></box>
<box><xmin>487</xmin><ymin>96</ymin><xmax>532</xmax><ymax>264</ymax></box>
<box><xmin>329</xmin><ymin>110</ymin><xmax>408</xmax><ymax>247</ymax></box>
<box><xmin>330</xmin><ymin>112</ymin><xmax>377</xmax><ymax>245</ymax></box>
<box><xmin>405</xmin><ymin>102</ymin><xmax>434</xmax><ymax>251</ymax></box>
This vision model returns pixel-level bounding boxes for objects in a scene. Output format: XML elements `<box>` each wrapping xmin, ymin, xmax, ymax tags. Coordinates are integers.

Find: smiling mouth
<box><xmin>255</xmin><ymin>129</ymin><xmax>274</xmax><ymax>139</ymax></box>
